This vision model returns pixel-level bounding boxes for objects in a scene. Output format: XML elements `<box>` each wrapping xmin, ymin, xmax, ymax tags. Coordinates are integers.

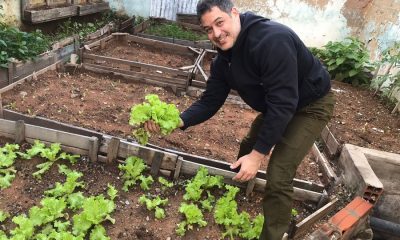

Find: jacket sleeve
<box><xmin>252</xmin><ymin>32</ymin><xmax>299</xmax><ymax>154</ymax></box>
<box><xmin>180</xmin><ymin>57</ymin><xmax>231</xmax><ymax>129</ymax></box>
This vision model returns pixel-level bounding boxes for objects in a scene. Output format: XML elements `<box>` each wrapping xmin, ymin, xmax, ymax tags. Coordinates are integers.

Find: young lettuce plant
<box><xmin>129</xmin><ymin>94</ymin><xmax>181</xmax><ymax>145</ymax></box>
<box><xmin>138</xmin><ymin>194</ymin><xmax>168</xmax><ymax>219</ymax></box>
<box><xmin>0</xmin><ymin>143</ymin><xmax>20</xmax><ymax>189</ymax></box>
<box><xmin>118</xmin><ymin>156</ymin><xmax>151</xmax><ymax>191</ymax></box>
<box><xmin>20</xmin><ymin>140</ymin><xmax>80</xmax><ymax>179</ymax></box>
<box><xmin>176</xmin><ymin>203</ymin><xmax>207</xmax><ymax>236</ymax></box>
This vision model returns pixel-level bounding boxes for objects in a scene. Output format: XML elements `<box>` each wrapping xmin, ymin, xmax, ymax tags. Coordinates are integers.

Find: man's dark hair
<box><xmin>197</xmin><ymin>0</ymin><xmax>234</xmax><ymax>20</ymax></box>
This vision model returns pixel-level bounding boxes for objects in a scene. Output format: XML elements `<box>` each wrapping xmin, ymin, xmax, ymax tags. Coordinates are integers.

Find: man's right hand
<box><xmin>143</xmin><ymin>118</ymin><xmax>184</xmax><ymax>133</ymax></box>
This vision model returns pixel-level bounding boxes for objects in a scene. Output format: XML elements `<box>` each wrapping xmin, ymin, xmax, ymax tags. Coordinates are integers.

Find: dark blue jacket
<box><xmin>180</xmin><ymin>12</ymin><xmax>331</xmax><ymax>154</ymax></box>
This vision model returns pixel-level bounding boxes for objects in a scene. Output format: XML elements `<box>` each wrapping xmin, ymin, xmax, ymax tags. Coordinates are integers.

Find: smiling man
<box><xmin>145</xmin><ymin>0</ymin><xmax>335</xmax><ymax>239</ymax></box>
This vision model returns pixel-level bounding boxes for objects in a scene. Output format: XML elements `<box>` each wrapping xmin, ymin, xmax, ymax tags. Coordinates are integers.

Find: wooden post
<box><xmin>173</xmin><ymin>157</ymin><xmax>183</xmax><ymax>180</ymax></box>
<box><xmin>8</xmin><ymin>62</ymin><xmax>14</xmax><ymax>85</ymax></box>
<box><xmin>107</xmin><ymin>137</ymin><xmax>120</xmax><ymax>163</ymax></box>
<box><xmin>88</xmin><ymin>136</ymin><xmax>99</xmax><ymax>162</ymax></box>
<box><xmin>245</xmin><ymin>178</ymin><xmax>256</xmax><ymax>197</ymax></box>
<box><xmin>15</xmin><ymin>120</ymin><xmax>26</xmax><ymax>144</ymax></box>
<box><xmin>150</xmin><ymin>151</ymin><xmax>164</xmax><ymax>176</ymax></box>
<box><xmin>0</xmin><ymin>94</ymin><xmax>3</xmax><ymax>118</ymax></box>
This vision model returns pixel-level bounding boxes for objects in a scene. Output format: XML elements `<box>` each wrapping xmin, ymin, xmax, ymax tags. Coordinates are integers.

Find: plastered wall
<box><xmin>0</xmin><ymin>0</ymin><xmax>21</xmax><ymax>26</ymax></box>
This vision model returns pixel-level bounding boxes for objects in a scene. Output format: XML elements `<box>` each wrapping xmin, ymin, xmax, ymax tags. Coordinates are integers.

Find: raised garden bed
<box><xmin>22</xmin><ymin>0</ymin><xmax>110</xmax><ymax>24</ymax></box>
<box><xmin>0</xmin><ymin>118</ymin><xmax>337</xmax><ymax>239</ymax></box>
<box><xmin>133</xmin><ymin>18</ymin><xmax>213</xmax><ymax>49</ymax></box>
<box><xmin>81</xmin><ymin>33</ymin><xmax>203</xmax><ymax>94</ymax></box>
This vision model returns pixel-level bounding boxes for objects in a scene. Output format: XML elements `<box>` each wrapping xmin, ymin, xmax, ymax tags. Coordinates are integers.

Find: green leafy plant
<box><xmin>0</xmin><ymin>143</ymin><xmax>21</xmax><ymax>189</ymax></box>
<box><xmin>20</xmin><ymin>140</ymin><xmax>80</xmax><ymax>179</ymax></box>
<box><xmin>138</xmin><ymin>194</ymin><xmax>168</xmax><ymax>219</ymax></box>
<box><xmin>183</xmin><ymin>166</ymin><xmax>223</xmax><ymax>202</ymax></box>
<box><xmin>0</xmin><ymin>210</ymin><xmax>9</xmax><ymax>222</ymax></box>
<box><xmin>176</xmin><ymin>203</ymin><xmax>207</xmax><ymax>236</ymax></box>
<box><xmin>0</xmin><ymin>24</ymin><xmax>50</xmax><ymax>66</ymax></box>
<box><xmin>118</xmin><ymin>155</ymin><xmax>156</xmax><ymax>191</ymax></box>
<box><xmin>158</xmin><ymin>176</ymin><xmax>174</xmax><ymax>189</ymax></box>
<box><xmin>129</xmin><ymin>94</ymin><xmax>181</xmax><ymax>145</ymax></box>
<box><xmin>315</xmin><ymin>37</ymin><xmax>374</xmax><ymax>85</ymax></box>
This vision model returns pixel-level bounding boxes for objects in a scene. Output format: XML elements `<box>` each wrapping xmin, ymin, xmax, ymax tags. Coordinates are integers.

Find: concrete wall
<box><xmin>0</xmin><ymin>0</ymin><xmax>21</xmax><ymax>26</ymax></box>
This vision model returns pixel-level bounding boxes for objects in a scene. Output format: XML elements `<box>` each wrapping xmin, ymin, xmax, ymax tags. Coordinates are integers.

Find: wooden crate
<box><xmin>21</xmin><ymin>0</ymin><xmax>110</xmax><ymax>23</ymax></box>
<box><xmin>81</xmin><ymin>33</ymin><xmax>198</xmax><ymax>95</ymax></box>
<box><xmin>133</xmin><ymin>18</ymin><xmax>213</xmax><ymax>49</ymax></box>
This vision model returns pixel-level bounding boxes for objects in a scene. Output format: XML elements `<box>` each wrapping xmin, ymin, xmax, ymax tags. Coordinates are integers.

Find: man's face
<box><xmin>200</xmin><ymin>6</ymin><xmax>241</xmax><ymax>51</ymax></box>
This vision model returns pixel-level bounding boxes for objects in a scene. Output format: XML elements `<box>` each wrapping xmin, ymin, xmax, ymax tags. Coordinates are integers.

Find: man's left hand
<box><xmin>231</xmin><ymin>150</ymin><xmax>264</xmax><ymax>182</ymax></box>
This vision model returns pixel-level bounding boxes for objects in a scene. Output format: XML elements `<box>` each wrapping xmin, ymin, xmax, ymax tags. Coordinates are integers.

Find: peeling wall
<box><xmin>0</xmin><ymin>0</ymin><xmax>21</xmax><ymax>26</ymax></box>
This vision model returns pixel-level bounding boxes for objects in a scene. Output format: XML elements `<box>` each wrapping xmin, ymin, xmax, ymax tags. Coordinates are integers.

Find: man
<box><xmin>145</xmin><ymin>0</ymin><xmax>335</xmax><ymax>239</ymax></box>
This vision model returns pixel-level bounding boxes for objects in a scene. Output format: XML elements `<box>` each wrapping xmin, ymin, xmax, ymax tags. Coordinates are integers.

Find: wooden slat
<box><xmin>15</xmin><ymin>120</ymin><xmax>26</xmax><ymax>144</ymax></box>
<box><xmin>180</xmin><ymin>159</ymin><xmax>322</xmax><ymax>202</ymax></box>
<box><xmin>24</xmin><ymin>124</ymin><xmax>92</xmax><ymax>151</ymax></box>
<box><xmin>24</xmin><ymin>6</ymin><xmax>78</xmax><ymax>23</ymax></box>
<box><xmin>86</xmin><ymin>35</ymin><xmax>114</xmax><ymax>49</ymax></box>
<box><xmin>107</xmin><ymin>137</ymin><xmax>120</xmax><ymax>163</ymax></box>
<box><xmin>311</xmin><ymin>143</ymin><xmax>337</xmax><ymax>182</ymax></box>
<box><xmin>82</xmin><ymin>64</ymin><xmax>186</xmax><ymax>94</ymax></box>
<box><xmin>2</xmin><ymin>109</ymin><xmax>103</xmax><ymax>140</ymax></box>
<box><xmin>78</xmin><ymin>2</ymin><xmax>109</xmax><ymax>16</ymax></box>
<box><xmin>135</xmin><ymin>33</ymin><xmax>213</xmax><ymax>49</ymax></box>
<box><xmin>0</xmin><ymin>93</ymin><xmax>3</xmax><ymax>118</ymax></box>
<box><xmin>246</xmin><ymin>178</ymin><xmax>256</xmax><ymax>197</ymax></box>
<box><xmin>292</xmin><ymin>198</ymin><xmax>338</xmax><ymax>238</ymax></box>
<box><xmin>25</xmin><ymin>137</ymin><xmax>89</xmax><ymax>156</ymax></box>
<box><xmin>321</xmin><ymin>126</ymin><xmax>341</xmax><ymax>157</ymax></box>
<box><xmin>150</xmin><ymin>151</ymin><xmax>164</xmax><ymax>176</ymax></box>
<box><xmin>88</xmin><ymin>137</ymin><xmax>99</xmax><ymax>162</ymax></box>
<box><xmin>125</xmin><ymin>34</ymin><xmax>193</xmax><ymax>55</ymax></box>
<box><xmin>83</xmin><ymin>53</ymin><xmax>190</xmax><ymax>77</ymax></box>
<box><xmin>147</xmin><ymin>143</ymin><xmax>326</xmax><ymax>193</ymax></box>
<box><xmin>174</xmin><ymin>157</ymin><xmax>183</xmax><ymax>179</ymax></box>
<box><xmin>100</xmin><ymin>136</ymin><xmax>178</xmax><ymax>171</ymax></box>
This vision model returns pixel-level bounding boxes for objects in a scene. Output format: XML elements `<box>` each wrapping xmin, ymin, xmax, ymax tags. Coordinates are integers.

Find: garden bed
<box><xmin>81</xmin><ymin>33</ymin><xmax>203</xmax><ymax>94</ymax></box>
<box><xmin>133</xmin><ymin>18</ymin><xmax>212</xmax><ymax>49</ymax></box>
<box><xmin>0</xmin><ymin>119</ymin><xmax>333</xmax><ymax>239</ymax></box>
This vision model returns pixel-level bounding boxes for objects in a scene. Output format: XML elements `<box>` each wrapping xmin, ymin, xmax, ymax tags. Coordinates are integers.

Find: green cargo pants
<box><xmin>237</xmin><ymin>92</ymin><xmax>335</xmax><ymax>240</ymax></box>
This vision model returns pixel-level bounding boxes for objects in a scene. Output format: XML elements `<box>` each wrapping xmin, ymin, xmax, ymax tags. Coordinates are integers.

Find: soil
<box><xmin>1</xmin><ymin>42</ymin><xmax>399</xmax><ymax>239</ymax></box>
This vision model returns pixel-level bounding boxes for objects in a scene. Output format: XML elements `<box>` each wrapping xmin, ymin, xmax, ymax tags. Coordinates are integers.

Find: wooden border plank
<box><xmin>125</xmin><ymin>34</ymin><xmax>193</xmax><ymax>55</ymax></box>
<box><xmin>100</xmin><ymin>136</ymin><xmax>177</xmax><ymax>171</ymax></box>
<box><xmin>24</xmin><ymin>124</ymin><xmax>92</xmax><ymax>150</ymax></box>
<box><xmin>312</xmin><ymin>143</ymin><xmax>337</xmax><ymax>183</ymax></box>
<box><xmin>173</xmin><ymin>156</ymin><xmax>183</xmax><ymax>179</ymax></box>
<box><xmin>180</xmin><ymin>159</ymin><xmax>322</xmax><ymax>202</ymax></box>
<box><xmin>25</xmin><ymin>137</ymin><xmax>89</xmax><ymax>156</ymax></box>
<box><xmin>83</xmin><ymin>53</ymin><xmax>190</xmax><ymax>77</ymax></box>
<box><xmin>292</xmin><ymin>198</ymin><xmax>339</xmax><ymax>238</ymax></box>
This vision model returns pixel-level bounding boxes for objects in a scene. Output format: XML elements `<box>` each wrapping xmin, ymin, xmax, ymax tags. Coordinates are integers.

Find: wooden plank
<box><xmin>147</xmin><ymin>143</ymin><xmax>325</xmax><ymax>193</ymax></box>
<box><xmin>0</xmin><ymin>94</ymin><xmax>3</xmax><ymax>118</ymax></box>
<box><xmin>311</xmin><ymin>143</ymin><xmax>337</xmax><ymax>183</ymax></box>
<box><xmin>83</xmin><ymin>53</ymin><xmax>190</xmax><ymax>77</ymax></box>
<box><xmin>119</xmin><ymin>17</ymin><xmax>134</xmax><ymax>32</ymax></box>
<box><xmin>88</xmin><ymin>137</ymin><xmax>99</xmax><ymax>162</ymax></box>
<box><xmin>246</xmin><ymin>178</ymin><xmax>256</xmax><ymax>197</ymax></box>
<box><xmin>135</xmin><ymin>33</ymin><xmax>213</xmax><ymax>49</ymax></box>
<box><xmin>0</xmin><ymin>119</ymin><xmax>15</xmax><ymax>135</ymax></box>
<box><xmin>107</xmin><ymin>137</ymin><xmax>120</xmax><ymax>163</ymax></box>
<box><xmin>321</xmin><ymin>126</ymin><xmax>340</xmax><ymax>157</ymax></box>
<box><xmin>82</xmin><ymin>64</ymin><xmax>187</xmax><ymax>92</ymax></box>
<box><xmin>15</xmin><ymin>120</ymin><xmax>26</xmax><ymax>144</ymax></box>
<box><xmin>78</xmin><ymin>2</ymin><xmax>109</xmax><ymax>16</ymax></box>
<box><xmin>24</xmin><ymin>124</ymin><xmax>92</xmax><ymax>151</ymax></box>
<box><xmin>125</xmin><ymin>34</ymin><xmax>193</xmax><ymax>55</ymax></box>
<box><xmin>25</xmin><ymin>137</ymin><xmax>89</xmax><ymax>156</ymax></box>
<box><xmin>24</xmin><ymin>6</ymin><xmax>78</xmax><ymax>23</ymax></box>
<box><xmin>100</xmin><ymin>135</ymin><xmax>178</xmax><ymax>171</ymax></box>
<box><xmin>12</xmin><ymin>53</ymin><xmax>56</xmax><ymax>83</ymax></box>
<box><xmin>173</xmin><ymin>157</ymin><xmax>183</xmax><ymax>179</ymax></box>
<box><xmin>86</xmin><ymin>35</ymin><xmax>114</xmax><ymax>49</ymax></box>
<box><xmin>292</xmin><ymin>198</ymin><xmax>338</xmax><ymax>238</ymax></box>
<box><xmin>180</xmin><ymin>159</ymin><xmax>323</xmax><ymax>202</ymax></box>
<box><xmin>150</xmin><ymin>151</ymin><xmax>164</xmax><ymax>176</ymax></box>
